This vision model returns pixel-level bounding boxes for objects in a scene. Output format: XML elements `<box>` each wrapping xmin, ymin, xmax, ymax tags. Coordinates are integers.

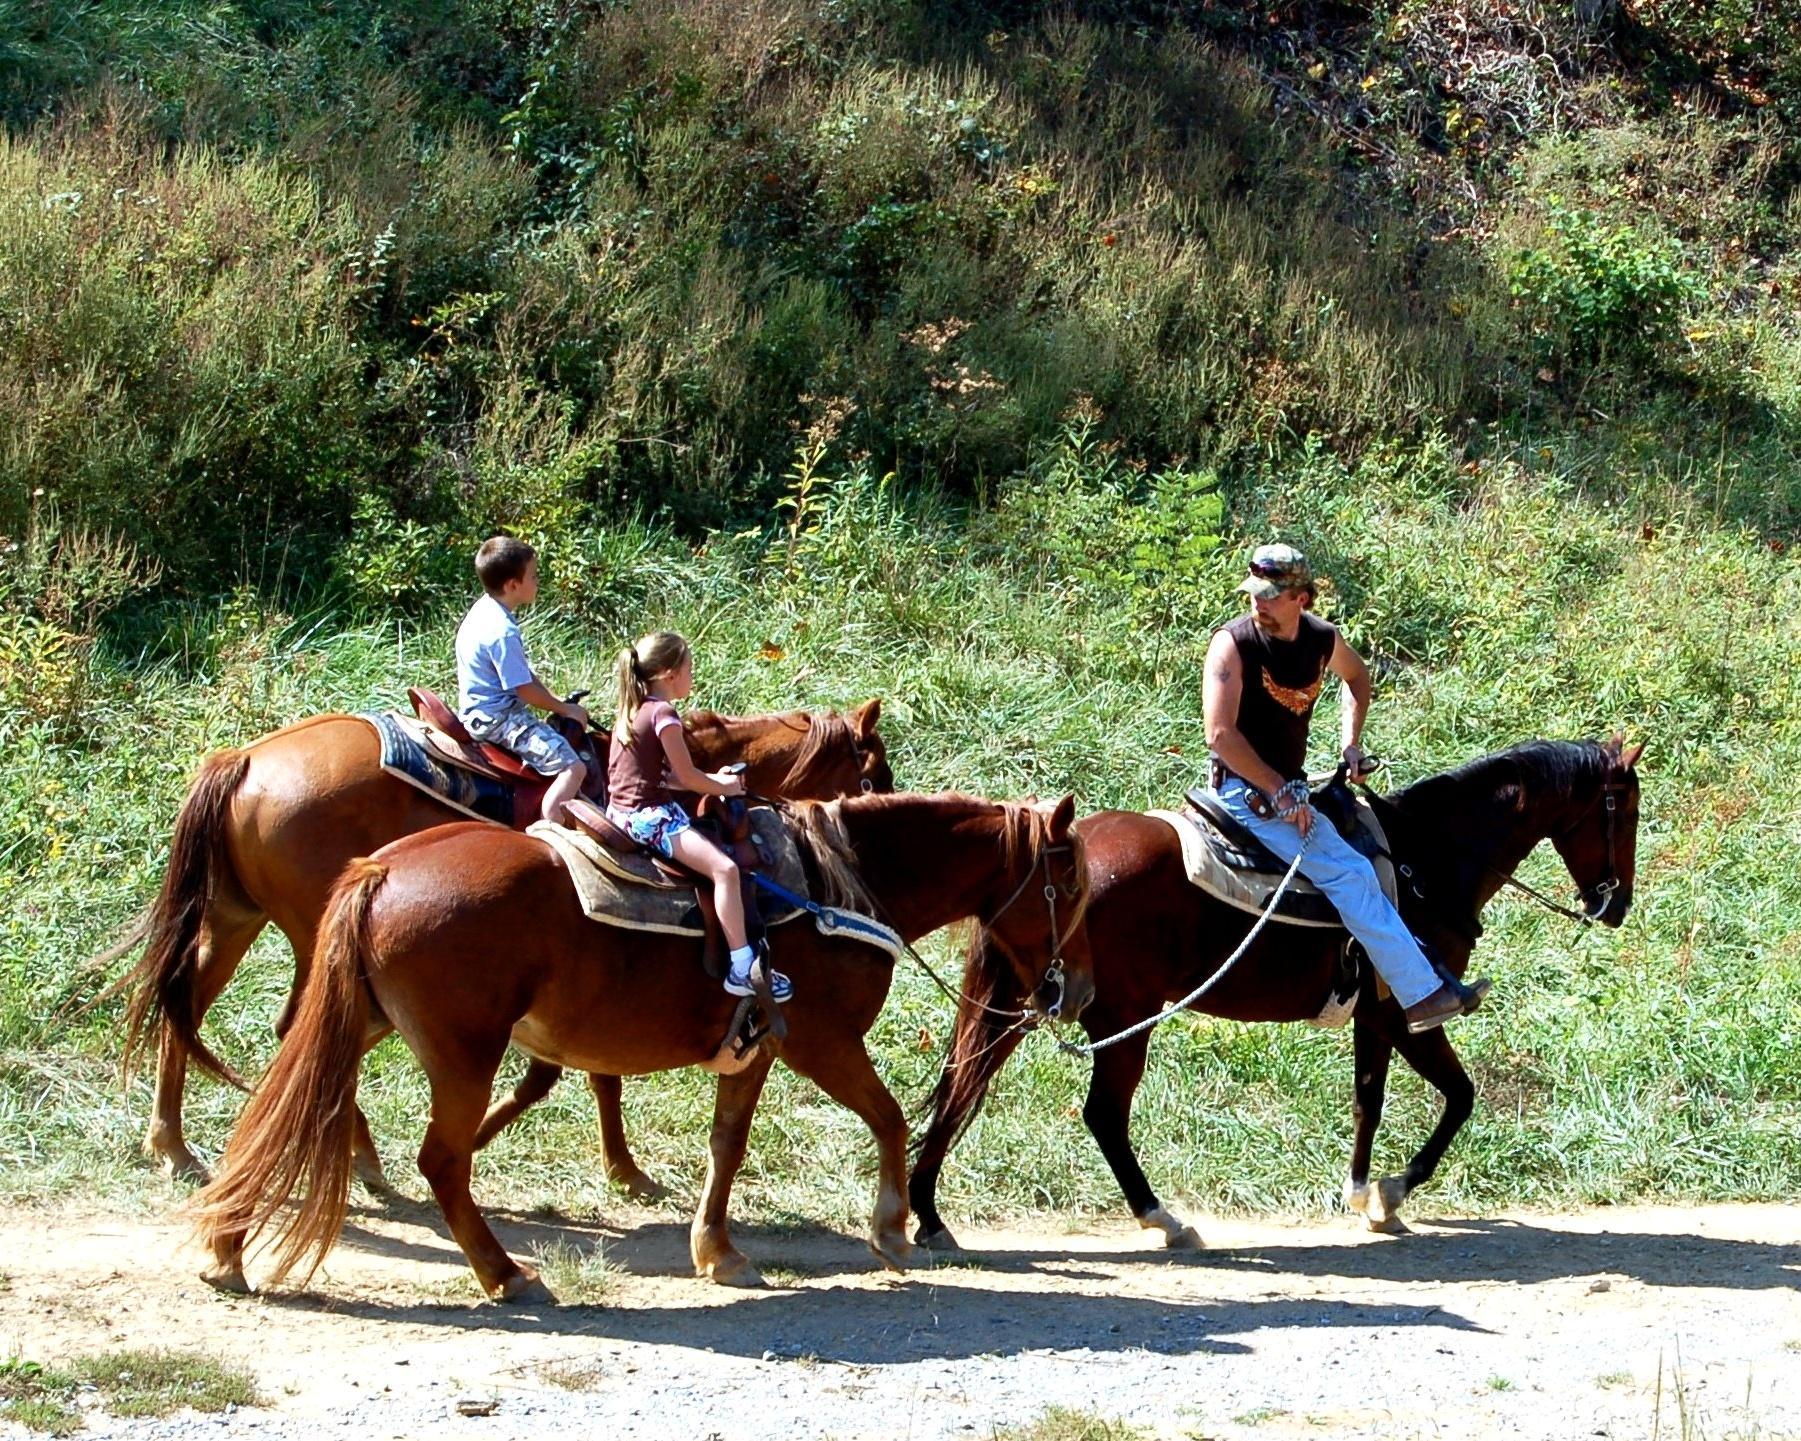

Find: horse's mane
<box><xmin>784</xmin><ymin>709</ymin><xmax>859</xmax><ymax>791</ymax></box>
<box><xmin>787</xmin><ymin>793</ymin><xmax>1087</xmax><ymax>932</ymax></box>
<box><xmin>1391</xmin><ymin>739</ymin><xmax>1613</xmax><ymax>816</ymax></box>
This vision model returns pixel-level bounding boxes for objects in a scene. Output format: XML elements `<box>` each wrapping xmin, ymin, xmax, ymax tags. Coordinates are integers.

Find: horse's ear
<box><xmin>1047</xmin><ymin>793</ymin><xmax>1077</xmax><ymax>840</ymax></box>
<box><xmin>852</xmin><ymin>697</ymin><xmax>882</xmax><ymax>739</ymax></box>
<box><xmin>1620</xmin><ymin>740</ymin><xmax>1645</xmax><ymax>770</ymax></box>
<box><xmin>1602</xmin><ymin>732</ymin><xmax>1624</xmax><ymax>758</ymax></box>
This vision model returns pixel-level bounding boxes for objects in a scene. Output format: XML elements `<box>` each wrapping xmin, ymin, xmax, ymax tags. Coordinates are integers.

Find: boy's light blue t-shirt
<box><xmin>455</xmin><ymin>593</ymin><xmax>535</xmax><ymax>720</ymax></box>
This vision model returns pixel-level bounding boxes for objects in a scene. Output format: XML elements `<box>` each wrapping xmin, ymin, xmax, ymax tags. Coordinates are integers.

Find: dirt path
<box><xmin>2</xmin><ymin>1199</ymin><xmax>1796</xmax><ymax>1439</ymax></box>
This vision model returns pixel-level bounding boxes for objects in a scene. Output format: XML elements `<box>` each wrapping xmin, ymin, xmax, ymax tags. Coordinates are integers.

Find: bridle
<box><xmin>979</xmin><ymin>841</ymin><xmax>1083</xmax><ymax>1021</ymax></box>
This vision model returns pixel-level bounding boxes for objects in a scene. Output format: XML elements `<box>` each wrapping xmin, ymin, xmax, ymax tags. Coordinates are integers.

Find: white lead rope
<box><xmin>1054</xmin><ymin>827</ymin><xmax>1313</xmax><ymax>1058</ymax></box>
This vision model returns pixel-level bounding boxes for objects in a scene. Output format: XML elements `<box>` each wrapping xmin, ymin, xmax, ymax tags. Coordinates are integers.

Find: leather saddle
<box><xmin>1183</xmin><ymin>777</ymin><xmax>1388</xmax><ymax>874</ymax></box>
<box><xmin>561</xmin><ymin>793</ymin><xmax>771</xmax><ymax>981</ymax></box>
<box><xmin>1150</xmin><ymin>776</ymin><xmax>1398</xmax><ymax>929</ymax></box>
<box><xmin>406</xmin><ymin>686</ymin><xmax>610</xmax><ymax>828</ymax></box>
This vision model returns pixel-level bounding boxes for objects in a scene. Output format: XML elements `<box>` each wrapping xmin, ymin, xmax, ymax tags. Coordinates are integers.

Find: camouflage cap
<box><xmin>1236</xmin><ymin>542</ymin><xmax>1313</xmax><ymax>599</ymax></box>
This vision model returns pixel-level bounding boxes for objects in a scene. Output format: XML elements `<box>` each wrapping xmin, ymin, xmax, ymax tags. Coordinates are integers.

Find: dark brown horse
<box><xmin>909</xmin><ymin>738</ymin><xmax>1642</xmax><ymax>1248</ymax></box>
<box><xmin>192</xmin><ymin>792</ymin><xmax>1094</xmax><ymax>1300</ymax></box>
<box><xmin>115</xmin><ymin>700</ymin><xmax>891</xmax><ymax>1185</ymax></box>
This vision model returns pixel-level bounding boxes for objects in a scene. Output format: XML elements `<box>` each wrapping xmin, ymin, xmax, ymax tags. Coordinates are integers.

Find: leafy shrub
<box><xmin>1506</xmin><ymin>202</ymin><xmax>1696</xmax><ymax>367</ymax></box>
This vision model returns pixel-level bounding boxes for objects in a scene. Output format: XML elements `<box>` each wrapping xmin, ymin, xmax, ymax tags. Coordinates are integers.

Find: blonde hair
<box><xmin>613</xmin><ymin>631</ymin><xmax>691</xmax><ymax>737</ymax></box>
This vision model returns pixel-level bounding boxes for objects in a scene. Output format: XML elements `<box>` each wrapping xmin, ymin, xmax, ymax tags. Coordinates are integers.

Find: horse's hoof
<box><xmin>914</xmin><ymin>1225</ymin><xmax>960</xmax><ymax>1252</ymax></box>
<box><xmin>1342</xmin><ymin>1180</ymin><xmax>1370</xmax><ymax>1217</ymax></box>
<box><xmin>870</xmin><ymin>1237</ymin><xmax>918</xmax><ymax>1272</ymax></box>
<box><xmin>1364</xmin><ymin>1212</ymin><xmax>1410</xmax><ymax>1235</ymax></box>
<box><xmin>352</xmin><ymin>1154</ymin><xmax>393</xmax><ymax>1191</ymax></box>
<box><xmin>704</xmin><ymin>1254</ymin><xmax>765</xmax><ymax>1288</ymax></box>
<box><xmin>612</xmin><ymin>1170</ymin><xmax>668</xmax><ymax>1203</ymax></box>
<box><xmin>495</xmin><ymin>1270</ymin><xmax>558</xmax><ymax>1305</ymax></box>
<box><xmin>200</xmin><ymin>1263</ymin><xmax>250</xmax><ymax>1295</ymax></box>
<box><xmin>1139</xmin><ymin>1206</ymin><xmax>1200</xmax><ymax>1250</ymax></box>
<box><xmin>156</xmin><ymin>1147</ymin><xmax>210</xmax><ymax>1185</ymax></box>
<box><xmin>1366</xmin><ymin>1175</ymin><xmax>1409</xmax><ymax>1225</ymax></box>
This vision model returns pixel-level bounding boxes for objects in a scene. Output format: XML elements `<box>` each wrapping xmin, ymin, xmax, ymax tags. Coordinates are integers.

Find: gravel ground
<box><xmin>2</xmin><ymin>1200</ymin><xmax>1797</xmax><ymax>1440</ymax></box>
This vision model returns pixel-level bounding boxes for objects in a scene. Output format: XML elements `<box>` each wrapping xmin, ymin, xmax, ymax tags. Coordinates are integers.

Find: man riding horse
<box><xmin>1204</xmin><ymin>543</ymin><xmax>1489</xmax><ymax>1033</ymax></box>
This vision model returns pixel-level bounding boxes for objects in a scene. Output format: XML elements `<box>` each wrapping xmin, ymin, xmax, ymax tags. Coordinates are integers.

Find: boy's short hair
<box><xmin>475</xmin><ymin>535</ymin><xmax>536</xmax><ymax>596</ymax></box>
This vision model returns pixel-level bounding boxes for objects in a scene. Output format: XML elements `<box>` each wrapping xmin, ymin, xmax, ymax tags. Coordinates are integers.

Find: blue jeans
<box><xmin>1213</xmin><ymin>776</ymin><xmax>1441</xmax><ymax>1008</ymax></box>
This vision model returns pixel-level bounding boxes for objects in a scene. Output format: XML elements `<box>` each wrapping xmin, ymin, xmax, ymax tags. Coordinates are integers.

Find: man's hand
<box><xmin>1272</xmin><ymin>778</ymin><xmax>1314</xmax><ymax>836</ymax></box>
<box><xmin>1281</xmin><ymin>799</ymin><xmax>1315</xmax><ymax>836</ymax></box>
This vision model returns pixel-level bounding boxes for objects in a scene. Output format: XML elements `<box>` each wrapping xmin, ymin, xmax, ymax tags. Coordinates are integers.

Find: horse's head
<box><xmin>1548</xmin><ymin>735</ymin><xmax>1644</xmax><ymax>927</ymax></box>
<box><xmin>978</xmin><ymin>795</ymin><xmax>1095</xmax><ymax>1022</ymax></box>
<box><xmin>782</xmin><ymin>699</ymin><xmax>894</xmax><ymax>799</ymax></box>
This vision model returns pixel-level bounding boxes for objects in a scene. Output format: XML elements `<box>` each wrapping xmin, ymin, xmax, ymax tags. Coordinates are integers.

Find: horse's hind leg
<box><xmin>690</xmin><ymin>1055</ymin><xmax>774</xmax><ymax>1286</ymax></box>
<box><xmin>147</xmin><ymin>908</ymin><xmax>264</xmax><ymax>1181</ymax></box>
<box><xmin>587</xmin><ymin>1073</ymin><xmax>665</xmax><ymax>1200</ymax></box>
<box><xmin>1348</xmin><ymin>1014</ymin><xmax>1474</xmax><ymax>1233</ymax></box>
<box><xmin>415</xmin><ymin>1042</ymin><xmax>546</xmax><ymax>1303</ymax></box>
<box><xmin>471</xmin><ymin>1059</ymin><xmax>562</xmax><ymax>1151</ymax></box>
<box><xmin>782</xmin><ymin>1035</ymin><xmax>915</xmax><ymax>1272</ymax></box>
<box><xmin>1083</xmin><ymin>1029</ymin><xmax>1199</xmax><ymax>1250</ymax></box>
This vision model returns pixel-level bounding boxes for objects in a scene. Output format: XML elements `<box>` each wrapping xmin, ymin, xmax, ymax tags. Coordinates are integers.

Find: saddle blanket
<box><xmin>1148</xmin><ymin>801</ymin><xmax>1399</xmax><ymax>930</ymax></box>
<box><xmin>528</xmin><ymin>815</ymin><xmax>905</xmax><ymax>960</ymax></box>
<box><xmin>363</xmin><ymin>710</ymin><xmax>514</xmax><ymax>826</ymax></box>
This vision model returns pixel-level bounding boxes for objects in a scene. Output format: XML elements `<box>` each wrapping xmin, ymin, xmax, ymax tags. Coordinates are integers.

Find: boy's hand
<box><xmin>563</xmin><ymin>702</ymin><xmax>592</xmax><ymax>730</ymax></box>
<box><xmin>710</xmin><ymin>770</ymin><xmax>746</xmax><ymax>796</ymax></box>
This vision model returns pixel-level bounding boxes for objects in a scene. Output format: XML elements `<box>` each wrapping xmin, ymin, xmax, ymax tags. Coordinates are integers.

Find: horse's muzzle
<box><xmin>1040</xmin><ymin>970</ymin><xmax>1095</xmax><ymax>1022</ymax></box>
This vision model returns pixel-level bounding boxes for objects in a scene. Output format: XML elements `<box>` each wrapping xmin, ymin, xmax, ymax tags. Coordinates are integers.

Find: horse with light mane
<box><xmin>910</xmin><ymin>737</ymin><xmax>1642</xmax><ymax>1247</ymax></box>
<box><xmin>193</xmin><ymin>791</ymin><xmax>1094</xmax><ymax>1300</ymax></box>
<box><xmin>111</xmin><ymin>700</ymin><xmax>891</xmax><ymax>1186</ymax></box>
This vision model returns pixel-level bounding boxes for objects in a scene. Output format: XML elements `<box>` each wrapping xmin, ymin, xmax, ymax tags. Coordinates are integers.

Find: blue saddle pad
<box><xmin>363</xmin><ymin>711</ymin><xmax>515</xmax><ymax>827</ymax></box>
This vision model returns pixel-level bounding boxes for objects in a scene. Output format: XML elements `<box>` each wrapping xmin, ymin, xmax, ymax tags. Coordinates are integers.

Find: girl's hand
<box><xmin>710</xmin><ymin>770</ymin><xmax>745</xmax><ymax>796</ymax></box>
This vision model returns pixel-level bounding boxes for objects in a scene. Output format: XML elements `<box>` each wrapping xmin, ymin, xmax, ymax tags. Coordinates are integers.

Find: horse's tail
<box><xmin>191</xmin><ymin>859</ymin><xmax>382</xmax><ymax>1287</ymax></box>
<box><xmin>114</xmin><ymin>749</ymin><xmax>254</xmax><ymax>1089</ymax></box>
<box><xmin>912</xmin><ymin>925</ymin><xmax>1024</xmax><ymax>1160</ymax></box>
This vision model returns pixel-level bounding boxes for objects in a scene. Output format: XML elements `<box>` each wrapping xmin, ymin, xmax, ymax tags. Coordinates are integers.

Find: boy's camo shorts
<box><xmin>464</xmin><ymin>703</ymin><xmax>582</xmax><ymax>776</ymax></box>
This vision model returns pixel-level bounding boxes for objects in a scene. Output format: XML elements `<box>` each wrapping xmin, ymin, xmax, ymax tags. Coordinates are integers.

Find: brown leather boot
<box><xmin>1403</xmin><ymin>976</ymin><xmax>1492</xmax><ymax>1034</ymax></box>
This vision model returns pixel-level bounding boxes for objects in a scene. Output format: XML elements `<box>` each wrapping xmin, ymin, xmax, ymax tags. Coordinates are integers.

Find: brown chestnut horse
<box><xmin>192</xmin><ymin>792</ymin><xmax>1094</xmax><ymax>1300</ymax></box>
<box><xmin>115</xmin><ymin>700</ymin><xmax>891</xmax><ymax>1185</ymax></box>
<box><xmin>910</xmin><ymin>738</ymin><xmax>1642</xmax><ymax>1248</ymax></box>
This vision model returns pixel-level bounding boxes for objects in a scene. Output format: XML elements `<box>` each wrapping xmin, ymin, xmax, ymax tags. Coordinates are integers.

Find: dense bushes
<box><xmin>3</xmin><ymin>0</ymin><xmax>1800</xmax><ymax>610</ymax></box>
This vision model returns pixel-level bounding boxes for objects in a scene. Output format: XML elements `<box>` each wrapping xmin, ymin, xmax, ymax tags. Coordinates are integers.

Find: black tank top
<box><xmin>1218</xmin><ymin>611</ymin><xmax>1337</xmax><ymax>781</ymax></box>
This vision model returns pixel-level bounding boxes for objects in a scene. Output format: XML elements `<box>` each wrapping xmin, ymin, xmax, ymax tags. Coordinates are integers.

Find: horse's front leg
<box><xmin>1083</xmin><ymin>1027</ymin><xmax>1199</xmax><ymax>1249</ymax></box>
<box><xmin>1343</xmin><ymin>1015</ymin><xmax>1398</xmax><ymax>1231</ymax></box>
<box><xmin>909</xmin><ymin>1018</ymin><xmax>1029</xmax><ymax>1250</ymax></box>
<box><xmin>690</xmin><ymin>1054</ymin><xmax>774</xmax><ymax>1286</ymax></box>
<box><xmin>782</xmin><ymin>1034</ymin><xmax>915</xmax><ymax>1272</ymax></box>
<box><xmin>1348</xmin><ymin>1012</ymin><xmax>1474</xmax><ymax>1233</ymax></box>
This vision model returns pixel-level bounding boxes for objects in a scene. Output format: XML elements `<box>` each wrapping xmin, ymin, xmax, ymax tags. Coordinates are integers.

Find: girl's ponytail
<box><xmin>614</xmin><ymin>646</ymin><xmax>646</xmax><ymax>737</ymax></box>
<box><xmin>613</xmin><ymin>631</ymin><xmax>690</xmax><ymax>742</ymax></box>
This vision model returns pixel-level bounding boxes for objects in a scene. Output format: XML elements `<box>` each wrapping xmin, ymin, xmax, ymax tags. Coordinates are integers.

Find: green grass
<box><xmin>528</xmin><ymin>1239</ymin><xmax>619</xmax><ymax>1306</ymax></box>
<box><xmin>991</xmin><ymin>1407</ymin><xmax>1151</xmax><ymax>1441</ymax></box>
<box><xmin>0</xmin><ymin>1350</ymin><xmax>258</xmax><ymax>1433</ymax></box>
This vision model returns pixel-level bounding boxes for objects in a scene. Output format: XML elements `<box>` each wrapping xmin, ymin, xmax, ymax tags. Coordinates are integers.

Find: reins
<box><xmin>1051</xmin><ymin>832</ymin><xmax>1312</xmax><ymax>1058</ymax></box>
<box><xmin>760</xmin><ymin>810</ymin><xmax>1081</xmax><ymax>1024</ymax></box>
